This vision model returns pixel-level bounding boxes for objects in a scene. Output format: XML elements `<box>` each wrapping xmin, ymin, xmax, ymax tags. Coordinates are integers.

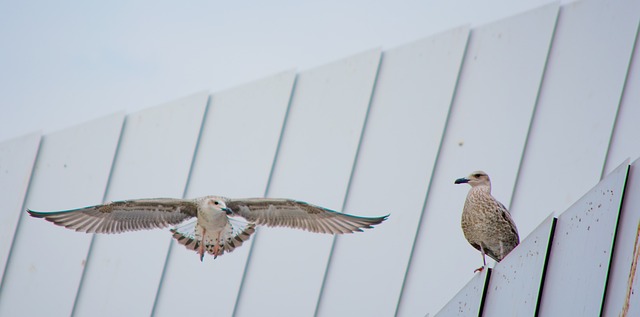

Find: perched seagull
<box><xmin>27</xmin><ymin>196</ymin><xmax>388</xmax><ymax>261</ymax></box>
<box><xmin>455</xmin><ymin>171</ymin><xmax>519</xmax><ymax>272</ymax></box>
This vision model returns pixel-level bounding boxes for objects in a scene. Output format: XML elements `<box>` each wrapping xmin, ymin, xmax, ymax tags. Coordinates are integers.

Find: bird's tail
<box><xmin>170</xmin><ymin>219</ymin><xmax>256</xmax><ymax>260</ymax></box>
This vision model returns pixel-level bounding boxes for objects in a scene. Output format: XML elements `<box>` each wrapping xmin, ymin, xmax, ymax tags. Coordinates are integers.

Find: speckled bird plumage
<box><xmin>28</xmin><ymin>196</ymin><xmax>388</xmax><ymax>261</ymax></box>
<box><xmin>455</xmin><ymin>171</ymin><xmax>519</xmax><ymax>270</ymax></box>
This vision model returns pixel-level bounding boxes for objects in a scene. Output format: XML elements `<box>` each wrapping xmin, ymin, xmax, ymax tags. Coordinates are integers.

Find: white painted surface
<box><xmin>482</xmin><ymin>215</ymin><xmax>556</xmax><ymax>316</ymax></box>
<box><xmin>398</xmin><ymin>4</ymin><xmax>559</xmax><ymax>316</ymax></box>
<box><xmin>0</xmin><ymin>114</ymin><xmax>124</xmax><ymax>317</ymax></box>
<box><xmin>316</xmin><ymin>26</ymin><xmax>469</xmax><ymax>317</ymax></box>
<box><xmin>73</xmin><ymin>93</ymin><xmax>208</xmax><ymax>317</ymax></box>
<box><xmin>234</xmin><ymin>49</ymin><xmax>381</xmax><ymax>317</ymax></box>
<box><xmin>1</xmin><ymin>0</ymin><xmax>573</xmax><ymax>145</ymax></box>
<box><xmin>0</xmin><ymin>132</ymin><xmax>40</xmax><ymax>284</ymax></box>
<box><xmin>603</xmin><ymin>29</ymin><xmax>640</xmax><ymax>175</ymax></box>
<box><xmin>152</xmin><ymin>71</ymin><xmax>295</xmax><ymax>317</ymax></box>
<box><xmin>435</xmin><ymin>268</ymin><xmax>490</xmax><ymax>317</ymax></box>
<box><xmin>602</xmin><ymin>158</ymin><xmax>640</xmax><ymax>316</ymax></box>
<box><xmin>538</xmin><ymin>161</ymin><xmax>629</xmax><ymax>316</ymax></box>
<box><xmin>510</xmin><ymin>0</ymin><xmax>640</xmax><ymax>238</ymax></box>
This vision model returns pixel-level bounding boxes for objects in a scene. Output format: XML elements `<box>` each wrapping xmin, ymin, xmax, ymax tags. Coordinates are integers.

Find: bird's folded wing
<box><xmin>226</xmin><ymin>198</ymin><xmax>388</xmax><ymax>234</ymax></box>
<box><xmin>27</xmin><ymin>198</ymin><xmax>198</xmax><ymax>234</ymax></box>
<box><xmin>496</xmin><ymin>200</ymin><xmax>520</xmax><ymax>243</ymax></box>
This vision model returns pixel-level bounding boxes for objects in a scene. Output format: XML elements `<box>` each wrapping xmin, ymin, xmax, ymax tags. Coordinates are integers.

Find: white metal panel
<box><xmin>73</xmin><ymin>92</ymin><xmax>208</xmax><ymax>317</ymax></box>
<box><xmin>510</xmin><ymin>0</ymin><xmax>640</xmax><ymax>238</ymax></box>
<box><xmin>0</xmin><ymin>132</ymin><xmax>40</xmax><ymax>284</ymax></box>
<box><xmin>538</xmin><ymin>161</ymin><xmax>629</xmax><ymax>316</ymax></box>
<box><xmin>397</xmin><ymin>4</ymin><xmax>559</xmax><ymax>316</ymax></box>
<box><xmin>0</xmin><ymin>114</ymin><xmax>124</xmax><ymax>317</ymax></box>
<box><xmin>316</xmin><ymin>27</ymin><xmax>469</xmax><ymax>317</ymax></box>
<box><xmin>152</xmin><ymin>71</ymin><xmax>295</xmax><ymax>317</ymax></box>
<box><xmin>482</xmin><ymin>215</ymin><xmax>556</xmax><ymax>316</ymax></box>
<box><xmin>435</xmin><ymin>268</ymin><xmax>490</xmax><ymax>317</ymax></box>
<box><xmin>602</xmin><ymin>158</ymin><xmax>640</xmax><ymax>316</ymax></box>
<box><xmin>603</xmin><ymin>29</ymin><xmax>640</xmax><ymax>175</ymax></box>
<box><xmin>601</xmin><ymin>26</ymin><xmax>640</xmax><ymax>315</ymax></box>
<box><xmin>234</xmin><ymin>49</ymin><xmax>381</xmax><ymax>317</ymax></box>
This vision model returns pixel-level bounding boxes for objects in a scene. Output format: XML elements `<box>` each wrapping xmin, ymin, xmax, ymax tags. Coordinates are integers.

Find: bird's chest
<box><xmin>197</xmin><ymin>209</ymin><xmax>228</xmax><ymax>231</ymax></box>
<box><xmin>461</xmin><ymin>198</ymin><xmax>496</xmax><ymax>235</ymax></box>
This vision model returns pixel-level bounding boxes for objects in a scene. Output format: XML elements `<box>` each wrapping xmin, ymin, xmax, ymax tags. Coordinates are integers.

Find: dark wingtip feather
<box><xmin>27</xmin><ymin>209</ymin><xmax>77</xmax><ymax>218</ymax></box>
<box><xmin>26</xmin><ymin>209</ymin><xmax>47</xmax><ymax>218</ymax></box>
<box><xmin>351</xmin><ymin>213</ymin><xmax>389</xmax><ymax>231</ymax></box>
<box><xmin>368</xmin><ymin>214</ymin><xmax>389</xmax><ymax>226</ymax></box>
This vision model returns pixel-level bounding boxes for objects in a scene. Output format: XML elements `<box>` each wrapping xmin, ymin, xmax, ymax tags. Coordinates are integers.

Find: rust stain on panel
<box><xmin>622</xmin><ymin>220</ymin><xmax>640</xmax><ymax>317</ymax></box>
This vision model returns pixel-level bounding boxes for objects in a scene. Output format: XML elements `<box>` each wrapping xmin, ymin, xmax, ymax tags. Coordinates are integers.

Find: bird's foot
<box><xmin>212</xmin><ymin>232</ymin><xmax>222</xmax><ymax>259</ymax></box>
<box><xmin>198</xmin><ymin>228</ymin><xmax>207</xmax><ymax>262</ymax></box>
<box><xmin>198</xmin><ymin>242</ymin><xmax>205</xmax><ymax>262</ymax></box>
<box><xmin>474</xmin><ymin>266</ymin><xmax>485</xmax><ymax>273</ymax></box>
<box><xmin>212</xmin><ymin>243</ymin><xmax>219</xmax><ymax>259</ymax></box>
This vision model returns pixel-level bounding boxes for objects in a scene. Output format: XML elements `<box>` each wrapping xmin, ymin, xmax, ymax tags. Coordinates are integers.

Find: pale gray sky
<box><xmin>0</xmin><ymin>0</ymin><xmax>562</xmax><ymax>142</ymax></box>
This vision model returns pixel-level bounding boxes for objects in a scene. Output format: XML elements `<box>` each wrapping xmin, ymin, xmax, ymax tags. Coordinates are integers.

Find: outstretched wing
<box><xmin>27</xmin><ymin>198</ymin><xmax>198</xmax><ymax>234</ymax></box>
<box><xmin>226</xmin><ymin>198</ymin><xmax>388</xmax><ymax>234</ymax></box>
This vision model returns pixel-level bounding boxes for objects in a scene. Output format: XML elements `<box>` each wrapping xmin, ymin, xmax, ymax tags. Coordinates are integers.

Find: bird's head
<box><xmin>455</xmin><ymin>171</ymin><xmax>491</xmax><ymax>188</ymax></box>
<box><xmin>200</xmin><ymin>196</ymin><xmax>233</xmax><ymax>215</ymax></box>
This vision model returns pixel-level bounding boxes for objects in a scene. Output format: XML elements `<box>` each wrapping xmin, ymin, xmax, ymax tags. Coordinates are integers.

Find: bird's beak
<box><xmin>455</xmin><ymin>177</ymin><xmax>470</xmax><ymax>184</ymax></box>
<box><xmin>222</xmin><ymin>207</ymin><xmax>233</xmax><ymax>215</ymax></box>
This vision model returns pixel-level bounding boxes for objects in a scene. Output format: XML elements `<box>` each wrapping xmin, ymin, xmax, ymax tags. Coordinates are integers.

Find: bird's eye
<box><xmin>214</xmin><ymin>201</ymin><xmax>219</xmax><ymax>205</ymax></box>
<box><xmin>474</xmin><ymin>173</ymin><xmax>482</xmax><ymax>178</ymax></box>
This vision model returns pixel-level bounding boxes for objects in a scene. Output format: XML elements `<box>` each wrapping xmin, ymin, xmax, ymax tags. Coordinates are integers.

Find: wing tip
<box><xmin>359</xmin><ymin>213</ymin><xmax>389</xmax><ymax>230</ymax></box>
<box><xmin>26</xmin><ymin>209</ymin><xmax>76</xmax><ymax>218</ymax></box>
<box><xmin>369</xmin><ymin>213</ymin><xmax>389</xmax><ymax>225</ymax></box>
<box><xmin>26</xmin><ymin>209</ymin><xmax>46</xmax><ymax>218</ymax></box>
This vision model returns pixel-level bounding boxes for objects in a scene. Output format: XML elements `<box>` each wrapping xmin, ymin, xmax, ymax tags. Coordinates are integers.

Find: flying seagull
<box><xmin>455</xmin><ymin>171</ymin><xmax>519</xmax><ymax>272</ymax></box>
<box><xmin>27</xmin><ymin>196</ymin><xmax>388</xmax><ymax>261</ymax></box>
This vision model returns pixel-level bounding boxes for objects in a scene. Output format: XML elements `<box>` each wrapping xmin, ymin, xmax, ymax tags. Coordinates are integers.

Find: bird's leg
<box><xmin>199</xmin><ymin>228</ymin><xmax>206</xmax><ymax>262</ymax></box>
<box><xmin>213</xmin><ymin>231</ymin><xmax>222</xmax><ymax>259</ymax></box>
<box><xmin>474</xmin><ymin>245</ymin><xmax>487</xmax><ymax>273</ymax></box>
<box><xmin>482</xmin><ymin>246</ymin><xmax>487</xmax><ymax>266</ymax></box>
